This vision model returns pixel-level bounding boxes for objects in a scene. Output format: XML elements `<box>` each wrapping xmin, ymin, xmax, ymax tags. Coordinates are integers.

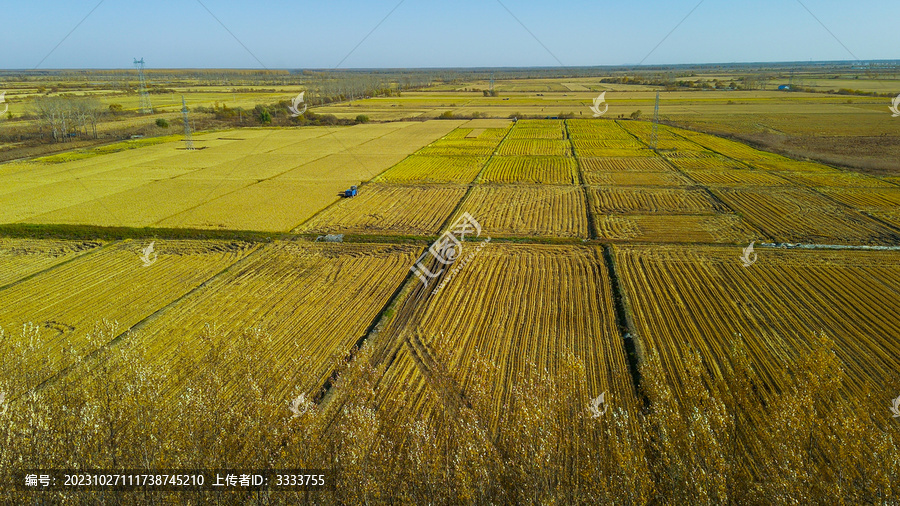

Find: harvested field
<box><xmin>295</xmin><ymin>184</ymin><xmax>467</xmax><ymax>236</ymax></box>
<box><xmin>583</xmin><ymin>171</ymin><xmax>690</xmax><ymax>187</ymax></box>
<box><xmin>778</xmin><ymin>172</ymin><xmax>896</xmax><ymax>188</ymax></box>
<box><xmin>580</xmin><ymin>157</ymin><xmax>675</xmax><ymax>172</ymax></box>
<box><xmin>0</xmin><ymin>240</ymin><xmax>255</xmax><ymax>390</ymax></box>
<box><xmin>748</xmin><ymin>158</ymin><xmax>841</xmax><ymax>172</ymax></box>
<box><xmin>588</xmin><ymin>187</ymin><xmax>726</xmax><ymax>214</ymax></box>
<box><xmin>457</xmin><ymin>185</ymin><xmax>588</xmax><ymax>238</ymax></box>
<box><xmin>0</xmin><ymin>239</ymin><xmax>103</xmax><ymax>287</ymax></box>
<box><xmin>595</xmin><ymin>214</ymin><xmax>757</xmax><ymax>242</ymax></box>
<box><xmin>375</xmin><ymin>244</ymin><xmax>635</xmax><ymax>436</ymax></box>
<box><xmin>111</xmin><ymin>242</ymin><xmax>418</xmax><ymax>402</ymax></box>
<box><xmin>417</xmin><ymin>140</ymin><xmax>499</xmax><ymax>157</ymax></box>
<box><xmin>575</xmin><ymin>147</ymin><xmax>656</xmax><ymax>157</ymax></box>
<box><xmin>567</xmin><ymin>119</ymin><xmax>634</xmax><ymax>140</ymax></box>
<box><xmin>815</xmin><ymin>188</ymin><xmax>900</xmax><ymax>211</ymax></box>
<box><xmin>506</xmin><ymin>128</ymin><xmax>566</xmax><ymax>140</ymax></box>
<box><xmin>374</xmin><ymin>155</ymin><xmax>487</xmax><ymax>184</ymax></box>
<box><xmin>681</xmin><ymin>170</ymin><xmax>794</xmax><ymax>187</ymax></box>
<box><xmin>614</xmin><ymin>244</ymin><xmax>900</xmax><ymax>402</ymax></box>
<box><xmin>712</xmin><ymin>188</ymin><xmax>899</xmax><ymax>244</ymax></box>
<box><xmin>666</xmin><ymin>156</ymin><xmax>745</xmax><ymax>170</ymax></box>
<box><xmin>675</xmin><ymin>130</ymin><xmax>777</xmax><ymax>160</ymax></box>
<box><xmin>479</xmin><ymin>156</ymin><xmax>578</xmax><ymax>184</ymax></box>
<box><xmin>572</xmin><ymin>139</ymin><xmax>644</xmax><ymax>153</ymax></box>
<box><xmin>460</xmin><ymin>118</ymin><xmax>514</xmax><ymax>129</ymax></box>
<box><xmin>497</xmin><ymin>139</ymin><xmax>571</xmax><ymax>156</ymax></box>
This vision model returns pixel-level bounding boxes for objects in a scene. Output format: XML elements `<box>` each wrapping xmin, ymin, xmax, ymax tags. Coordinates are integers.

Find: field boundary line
<box><xmin>566</xmin><ymin>119</ymin><xmax>598</xmax><ymax>240</ymax></box>
<box><xmin>435</xmin><ymin>123</ymin><xmax>516</xmax><ymax>231</ymax></box>
<box><xmin>0</xmin><ymin>240</ymin><xmax>118</xmax><ymax>294</ymax></box>
<box><xmin>25</xmin><ymin>241</ymin><xmax>265</xmax><ymax>398</ymax></box>
<box><xmin>622</xmin><ymin>120</ymin><xmax>772</xmax><ymax>242</ymax></box>
<box><xmin>598</xmin><ymin>245</ymin><xmax>645</xmax><ymax>405</ymax></box>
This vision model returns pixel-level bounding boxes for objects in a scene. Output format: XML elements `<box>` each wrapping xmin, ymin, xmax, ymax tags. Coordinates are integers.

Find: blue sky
<box><xmin>2</xmin><ymin>0</ymin><xmax>896</xmax><ymax>69</ymax></box>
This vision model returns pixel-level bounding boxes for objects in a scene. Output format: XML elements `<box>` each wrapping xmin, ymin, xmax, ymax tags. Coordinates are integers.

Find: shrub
<box><xmin>155</xmin><ymin>118</ymin><xmax>169</xmax><ymax>128</ymax></box>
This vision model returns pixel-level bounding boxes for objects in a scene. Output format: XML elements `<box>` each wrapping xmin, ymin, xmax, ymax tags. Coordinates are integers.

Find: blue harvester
<box><xmin>343</xmin><ymin>185</ymin><xmax>358</xmax><ymax>197</ymax></box>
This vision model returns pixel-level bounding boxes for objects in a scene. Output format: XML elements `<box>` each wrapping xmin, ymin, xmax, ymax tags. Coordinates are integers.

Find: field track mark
<box><xmin>0</xmin><ymin>240</ymin><xmax>117</xmax><ymax>293</ymax></box>
<box><xmin>315</xmin><ymin>242</ymin><xmax>435</xmax><ymax>419</ymax></box>
<box><xmin>24</xmin><ymin>242</ymin><xmax>265</xmax><ymax>398</ymax></box>
<box><xmin>405</xmin><ymin>330</ymin><xmax>475</xmax><ymax>418</ymax></box>
<box><xmin>404</xmin><ymin>329</ymin><xmax>507</xmax><ymax>458</ymax></box>
<box><xmin>312</xmin><ymin>254</ymin><xmax>419</xmax><ymax>405</ymax></box>
<box><xmin>802</xmin><ymin>187</ymin><xmax>900</xmax><ymax>238</ymax></box>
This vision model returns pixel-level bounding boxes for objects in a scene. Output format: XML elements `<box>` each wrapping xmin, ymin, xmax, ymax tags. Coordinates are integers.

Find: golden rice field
<box><xmin>497</xmin><ymin>139</ymin><xmax>571</xmax><ymax>156</ymax></box>
<box><xmin>778</xmin><ymin>171</ymin><xmax>896</xmax><ymax>188</ymax></box>
<box><xmin>583</xmin><ymin>171</ymin><xmax>690</xmax><ymax>187</ymax></box>
<box><xmin>595</xmin><ymin>214</ymin><xmax>756</xmax><ymax>243</ymax></box>
<box><xmin>373</xmin><ymin>155</ymin><xmax>486</xmax><ymax>184</ymax></box>
<box><xmin>580</xmin><ymin>157</ymin><xmax>675</xmax><ymax>172</ymax></box>
<box><xmin>416</xmin><ymin>139</ymin><xmax>500</xmax><ymax>157</ymax></box>
<box><xmin>456</xmin><ymin>185</ymin><xmax>589</xmax><ymax>238</ymax></box>
<box><xmin>295</xmin><ymin>184</ymin><xmax>467</xmax><ymax>236</ymax></box>
<box><xmin>0</xmin><ymin>240</ymin><xmax>256</xmax><ymax>391</ymax></box>
<box><xmin>681</xmin><ymin>169</ymin><xmax>794</xmax><ymax>187</ymax></box>
<box><xmin>105</xmin><ymin>242</ymin><xmax>418</xmax><ymax>404</ymax></box>
<box><xmin>2</xmin><ymin>114</ymin><xmax>900</xmax><ymax>501</ymax></box>
<box><xmin>747</xmin><ymin>157</ymin><xmax>840</xmax><ymax>172</ymax></box>
<box><xmin>0</xmin><ymin>121</ymin><xmax>460</xmax><ymax>231</ymax></box>
<box><xmin>613</xmin><ymin>244</ymin><xmax>900</xmax><ymax>403</ymax></box>
<box><xmin>572</xmin><ymin>139</ymin><xmax>644</xmax><ymax>150</ymax></box>
<box><xmin>588</xmin><ymin>187</ymin><xmax>727</xmax><ymax>214</ymax></box>
<box><xmin>566</xmin><ymin>119</ymin><xmax>634</xmax><ymax>140</ymax></box>
<box><xmin>815</xmin><ymin>188</ymin><xmax>900</xmax><ymax>211</ymax></box>
<box><xmin>478</xmin><ymin>156</ymin><xmax>578</xmax><ymax>184</ymax></box>
<box><xmin>506</xmin><ymin>127</ymin><xmax>566</xmax><ymax>140</ymax></box>
<box><xmin>674</xmin><ymin>129</ymin><xmax>775</xmax><ymax>160</ymax></box>
<box><xmin>665</xmin><ymin>155</ymin><xmax>745</xmax><ymax>170</ymax></box>
<box><xmin>374</xmin><ymin>244</ymin><xmax>635</xmax><ymax>436</ymax></box>
<box><xmin>712</xmin><ymin>188</ymin><xmax>899</xmax><ymax>243</ymax></box>
<box><xmin>0</xmin><ymin>239</ymin><xmax>102</xmax><ymax>287</ymax></box>
<box><xmin>465</xmin><ymin>128</ymin><xmax>509</xmax><ymax>140</ymax></box>
<box><xmin>578</xmin><ymin>147</ymin><xmax>657</xmax><ymax>157</ymax></box>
